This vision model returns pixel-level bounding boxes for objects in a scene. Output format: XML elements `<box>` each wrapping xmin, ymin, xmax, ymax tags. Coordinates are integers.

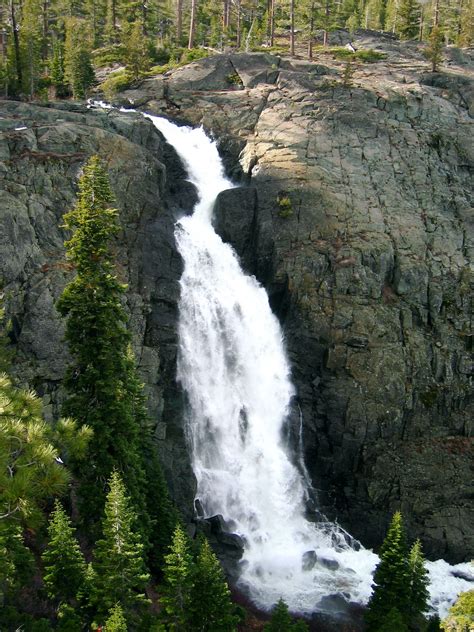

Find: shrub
<box><xmin>277</xmin><ymin>192</ymin><xmax>293</xmax><ymax>218</ymax></box>
<box><xmin>330</xmin><ymin>47</ymin><xmax>386</xmax><ymax>63</ymax></box>
<box><xmin>100</xmin><ymin>69</ymin><xmax>134</xmax><ymax>99</ymax></box>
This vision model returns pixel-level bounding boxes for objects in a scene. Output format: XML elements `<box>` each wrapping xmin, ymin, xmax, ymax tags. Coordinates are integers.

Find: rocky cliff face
<box><xmin>1</xmin><ymin>31</ymin><xmax>472</xmax><ymax>562</ymax></box>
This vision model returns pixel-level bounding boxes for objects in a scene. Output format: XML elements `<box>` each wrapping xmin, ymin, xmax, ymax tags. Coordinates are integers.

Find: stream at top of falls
<box><xmin>93</xmin><ymin>103</ymin><xmax>474</xmax><ymax>618</ymax></box>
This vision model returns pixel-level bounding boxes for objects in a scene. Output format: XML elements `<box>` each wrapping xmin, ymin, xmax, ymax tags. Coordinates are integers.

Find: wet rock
<box><xmin>302</xmin><ymin>550</ymin><xmax>318</xmax><ymax>571</ymax></box>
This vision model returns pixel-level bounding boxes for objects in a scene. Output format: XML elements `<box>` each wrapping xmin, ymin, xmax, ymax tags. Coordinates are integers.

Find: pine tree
<box><xmin>424</xmin><ymin>26</ymin><xmax>444</xmax><ymax>71</ymax></box>
<box><xmin>160</xmin><ymin>524</ymin><xmax>195</xmax><ymax>631</ymax></box>
<box><xmin>57</xmin><ymin>154</ymin><xmax>177</xmax><ymax>564</ymax></box>
<box><xmin>365</xmin><ymin>512</ymin><xmax>411</xmax><ymax>631</ymax></box>
<box><xmin>20</xmin><ymin>0</ymin><xmax>43</xmax><ymax>97</ymax></box>
<box><xmin>123</xmin><ymin>20</ymin><xmax>150</xmax><ymax>80</ymax></box>
<box><xmin>264</xmin><ymin>599</ymin><xmax>293</xmax><ymax>631</ymax></box>
<box><xmin>64</xmin><ymin>18</ymin><xmax>95</xmax><ymax>98</ymax></box>
<box><xmin>264</xmin><ymin>598</ymin><xmax>308</xmax><ymax>631</ymax></box>
<box><xmin>408</xmin><ymin>539</ymin><xmax>429</xmax><ymax>626</ymax></box>
<box><xmin>57</xmin><ymin>155</ymin><xmax>148</xmax><ymax>531</ymax></box>
<box><xmin>42</xmin><ymin>501</ymin><xmax>86</xmax><ymax>604</ymax></box>
<box><xmin>91</xmin><ymin>471</ymin><xmax>150</xmax><ymax>622</ymax></box>
<box><xmin>0</xmin><ymin>373</ymin><xmax>71</xmax><ymax>528</ymax></box>
<box><xmin>50</xmin><ymin>40</ymin><xmax>68</xmax><ymax>98</ymax></box>
<box><xmin>188</xmin><ymin>537</ymin><xmax>238</xmax><ymax>632</ymax></box>
<box><xmin>104</xmin><ymin>603</ymin><xmax>128</xmax><ymax>631</ymax></box>
<box><xmin>397</xmin><ymin>0</ymin><xmax>421</xmax><ymax>38</ymax></box>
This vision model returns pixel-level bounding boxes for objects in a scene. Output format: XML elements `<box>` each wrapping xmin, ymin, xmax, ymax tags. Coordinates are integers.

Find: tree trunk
<box><xmin>269</xmin><ymin>0</ymin><xmax>275</xmax><ymax>46</ymax></box>
<box><xmin>9</xmin><ymin>0</ymin><xmax>22</xmax><ymax>87</ymax></box>
<box><xmin>42</xmin><ymin>0</ymin><xmax>49</xmax><ymax>59</ymax></box>
<box><xmin>433</xmin><ymin>0</ymin><xmax>440</xmax><ymax>26</ymax></box>
<box><xmin>176</xmin><ymin>0</ymin><xmax>183</xmax><ymax>43</ymax></box>
<box><xmin>188</xmin><ymin>0</ymin><xmax>197</xmax><ymax>48</ymax></box>
<box><xmin>236</xmin><ymin>0</ymin><xmax>241</xmax><ymax>47</ymax></box>
<box><xmin>323</xmin><ymin>0</ymin><xmax>330</xmax><ymax>46</ymax></box>
<box><xmin>308</xmin><ymin>2</ymin><xmax>315</xmax><ymax>59</ymax></box>
<box><xmin>290</xmin><ymin>0</ymin><xmax>295</xmax><ymax>55</ymax></box>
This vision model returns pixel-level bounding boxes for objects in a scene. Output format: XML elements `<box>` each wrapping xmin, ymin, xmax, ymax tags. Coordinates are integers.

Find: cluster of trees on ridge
<box><xmin>1</xmin><ymin>155</ymin><xmax>473</xmax><ymax>630</ymax></box>
<box><xmin>0</xmin><ymin>0</ymin><xmax>472</xmax><ymax>99</ymax></box>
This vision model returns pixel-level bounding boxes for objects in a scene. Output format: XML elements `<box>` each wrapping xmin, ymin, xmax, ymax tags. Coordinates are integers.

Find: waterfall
<box><xmin>123</xmin><ymin>109</ymin><xmax>473</xmax><ymax>618</ymax></box>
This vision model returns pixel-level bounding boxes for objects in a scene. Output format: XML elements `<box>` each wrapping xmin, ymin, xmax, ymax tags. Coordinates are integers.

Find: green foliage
<box><xmin>57</xmin><ymin>155</ymin><xmax>148</xmax><ymax>533</ymax></box>
<box><xmin>0</xmin><ymin>522</ymin><xmax>34</xmax><ymax>608</ymax></box>
<box><xmin>427</xmin><ymin>614</ymin><xmax>442</xmax><ymax>631</ymax></box>
<box><xmin>330</xmin><ymin>47</ymin><xmax>386</xmax><ymax>62</ymax></box>
<box><xmin>397</xmin><ymin>0</ymin><xmax>421</xmax><ymax>39</ymax></box>
<box><xmin>265</xmin><ymin>599</ymin><xmax>293</xmax><ymax>631</ymax></box>
<box><xmin>226</xmin><ymin>72</ymin><xmax>243</xmax><ymax>86</ymax></box>
<box><xmin>0</xmin><ymin>373</ymin><xmax>70</xmax><ymax>527</ymax></box>
<box><xmin>188</xmin><ymin>537</ymin><xmax>238</xmax><ymax>631</ymax></box>
<box><xmin>57</xmin><ymin>154</ymin><xmax>176</xmax><ymax>579</ymax></box>
<box><xmin>91</xmin><ymin>44</ymin><xmax>126</xmax><ymax>66</ymax></box>
<box><xmin>441</xmin><ymin>590</ymin><xmax>474</xmax><ymax>631</ymax></box>
<box><xmin>42</xmin><ymin>500</ymin><xmax>86</xmax><ymax>604</ymax></box>
<box><xmin>424</xmin><ymin>27</ymin><xmax>444</xmax><ymax>72</ymax></box>
<box><xmin>123</xmin><ymin>21</ymin><xmax>150</xmax><ymax>80</ymax></box>
<box><xmin>91</xmin><ymin>471</ymin><xmax>150</xmax><ymax>622</ymax></box>
<box><xmin>378</xmin><ymin>607</ymin><xmax>409</xmax><ymax>631</ymax></box>
<box><xmin>50</xmin><ymin>41</ymin><xmax>69</xmax><ymax>98</ymax></box>
<box><xmin>101</xmin><ymin>69</ymin><xmax>135</xmax><ymax>98</ymax></box>
<box><xmin>64</xmin><ymin>18</ymin><xmax>95</xmax><ymax>98</ymax></box>
<box><xmin>342</xmin><ymin>60</ymin><xmax>355</xmax><ymax>87</ymax></box>
<box><xmin>366</xmin><ymin>513</ymin><xmax>431</xmax><ymax>631</ymax></box>
<box><xmin>408</xmin><ymin>539</ymin><xmax>430</xmax><ymax>625</ymax></box>
<box><xmin>277</xmin><ymin>193</ymin><xmax>293</xmax><ymax>218</ymax></box>
<box><xmin>160</xmin><ymin>524</ymin><xmax>195</xmax><ymax>630</ymax></box>
<box><xmin>20</xmin><ymin>0</ymin><xmax>43</xmax><ymax>98</ymax></box>
<box><xmin>104</xmin><ymin>603</ymin><xmax>128</xmax><ymax>631</ymax></box>
<box><xmin>264</xmin><ymin>598</ymin><xmax>309</xmax><ymax>631</ymax></box>
<box><xmin>56</xmin><ymin>603</ymin><xmax>85</xmax><ymax>631</ymax></box>
<box><xmin>365</xmin><ymin>512</ymin><xmax>411</xmax><ymax>630</ymax></box>
<box><xmin>0</xmin><ymin>302</ymin><xmax>14</xmax><ymax>373</ymax></box>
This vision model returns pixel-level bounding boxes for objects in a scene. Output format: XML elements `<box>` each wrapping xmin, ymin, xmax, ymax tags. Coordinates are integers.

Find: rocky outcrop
<box><xmin>1</xmin><ymin>32</ymin><xmax>473</xmax><ymax>563</ymax></box>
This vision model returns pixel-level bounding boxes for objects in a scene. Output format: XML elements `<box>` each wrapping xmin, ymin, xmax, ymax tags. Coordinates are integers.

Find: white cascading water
<box><xmin>90</xmin><ymin>103</ymin><xmax>474</xmax><ymax>617</ymax></box>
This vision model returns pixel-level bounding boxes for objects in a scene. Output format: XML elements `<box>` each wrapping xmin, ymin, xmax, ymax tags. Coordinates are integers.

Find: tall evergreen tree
<box><xmin>160</xmin><ymin>524</ymin><xmax>195</xmax><ymax>631</ymax></box>
<box><xmin>123</xmin><ymin>20</ymin><xmax>150</xmax><ymax>80</ymax></box>
<box><xmin>19</xmin><ymin>0</ymin><xmax>43</xmax><ymax>97</ymax></box>
<box><xmin>91</xmin><ymin>471</ymin><xmax>150</xmax><ymax>622</ymax></box>
<box><xmin>188</xmin><ymin>537</ymin><xmax>238</xmax><ymax>632</ymax></box>
<box><xmin>64</xmin><ymin>18</ymin><xmax>95</xmax><ymax>98</ymax></box>
<box><xmin>408</xmin><ymin>539</ymin><xmax>430</xmax><ymax>627</ymax></box>
<box><xmin>42</xmin><ymin>500</ymin><xmax>86</xmax><ymax>605</ymax></box>
<box><xmin>50</xmin><ymin>40</ymin><xmax>68</xmax><ymax>98</ymax></box>
<box><xmin>57</xmin><ymin>154</ymin><xmax>177</xmax><ymax>565</ymax></box>
<box><xmin>397</xmin><ymin>0</ymin><xmax>421</xmax><ymax>38</ymax></box>
<box><xmin>424</xmin><ymin>25</ymin><xmax>444</xmax><ymax>71</ymax></box>
<box><xmin>57</xmin><ymin>155</ymin><xmax>148</xmax><ymax>531</ymax></box>
<box><xmin>365</xmin><ymin>512</ymin><xmax>411</xmax><ymax>630</ymax></box>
